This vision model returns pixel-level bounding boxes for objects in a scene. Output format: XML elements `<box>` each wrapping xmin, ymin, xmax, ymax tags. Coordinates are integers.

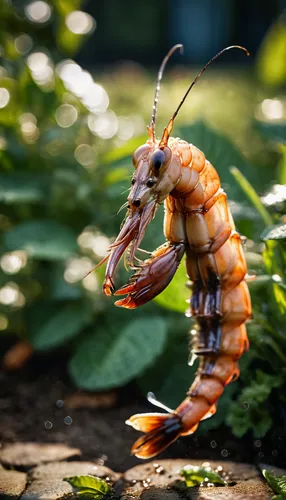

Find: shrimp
<box><xmin>99</xmin><ymin>44</ymin><xmax>252</xmax><ymax>458</ymax></box>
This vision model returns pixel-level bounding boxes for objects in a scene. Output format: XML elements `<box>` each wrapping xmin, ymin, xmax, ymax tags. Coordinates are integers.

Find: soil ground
<box><xmin>0</xmin><ymin>351</ymin><xmax>285</xmax><ymax>473</ymax></box>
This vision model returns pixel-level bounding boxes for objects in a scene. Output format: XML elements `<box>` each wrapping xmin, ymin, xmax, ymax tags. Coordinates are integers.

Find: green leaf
<box><xmin>51</xmin><ymin>0</ymin><xmax>83</xmax><ymax>16</ymax></box>
<box><xmin>69</xmin><ymin>316</ymin><xmax>167</xmax><ymax>390</ymax></box>
<box><xmin>227</xmin><ymin>370</ymin><xmax>281</xmax><ymax>438</ymax></box>
<box><xmin>230</xmin><ymin>167</ymin><xmax>273</xmax><ymax>227</ymax></box>
<box><xmin>261</xmin><ymin>223</ymin><xmax>286</xmax><ymax>241</ymax></box>
<box><xmin>0</xmin><ymin>173</ymin><xmax>47</xmax><ymax>204</ymax></box>
<box><xmin>180</xmin><ymin>465</ymin><xmax>226</xmax><ymax>487</ymax></box>
<box><xmin>177</xmin><ymin>121</ymin><xmax>271</xmax><ymax>197</ymax></box>
<box><xmin>254</xmin><ymin>121</ymin><xmax>286</xmax><ymax>145</ymax></box>
<box><xmin>256</xmin><ymin>15</ymin><xmax>286</xmax><ymax>87</ymax></box>
<box><xmin>4</xmin><ymin>220</ymin><xmax>78</xmax><ymax>260</ymax></box>
<box><xmin>154</xmin><ymin>258</ymin><xmax>188</xmax><ymax>313</ymax></box>
<box><xmin>138</xmin><ymin>333</ymin><xmax>195</xmax><ymax>410</ymax></box>
<box><xmin>27</xmin><ymin>302</ymin><xmax>93</xmax><ymax>350</ymax></box>
<box><xmin>64</xmin><ymin>475</ymin><xmax>111</xmax><ymax>497</ymax></box>
<box><xmin>262</xmin><ymin>470</ymin><xmax>286</xmax><ymax>496</ymax></box>
<box><xmin>278</xmin><ymin>145</ymin><xmax>286</xmax><ymax>184</ymax></box>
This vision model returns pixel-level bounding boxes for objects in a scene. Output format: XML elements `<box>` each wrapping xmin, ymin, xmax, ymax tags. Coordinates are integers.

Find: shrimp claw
<box><xmin>114</xmin><ymin>242</ymin><xmax>185</xmax><ymax>308</ymax></box>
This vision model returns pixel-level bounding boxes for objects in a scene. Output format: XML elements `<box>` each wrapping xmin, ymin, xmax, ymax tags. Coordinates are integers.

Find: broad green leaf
<box><xmin>0</xmin><ymin>173</ymin><xmax>47</xmax><ymax>204</ymax></box>
<box><xmin>261</xmin><ymin>223</ymin><xmax>286</xmax><ymax>241</ymax></box>
<box><xmin>254</xmin><ymin>120</ymin><xmax>286</xmax><ymax>145</ymax></box>
<box><xmin>262</xmin><ymin>470</ymin><xmax>286</xmax><ymax>496</ymax></box>
<box><xmin>154</xmin><ymin>258</ymin><xmax>188</xmax><ymax>314</ymax></box>
<box><xmin>4</xmin><ymin>220</ymin><xmax>78</xmax><ymax>260</ymax></box>
<box><xmin>138</xmin><ymin>333</ymin><xmax>195</xmax><ymax>410</ymax></box>
<box><xmin>177</xmin><ymin>121</ymin><xmax>271</xmax><ymax>197</ymax></box>
<box><xmin>230</xmin><ymin>167</ymin><xmax>273</xmax><ymax>227</ymax></box>
<box><xmin>27</xmin><ymin>302</ymin><xmax>92</xmax><ymax>350</ymax></box>
<box><xmin>180</xmin><ymin>465</ymin><xmax>226</xmax><ymax>487</ymax></box>
<box><xmin>256</xmin><ymin>16</ymin><xmax>286</xmax><ymax>87</ymax></box>
<box><xmin>69</xmin><ymin>316</ymin><xmax>167</xmax><ymax>390</ymax></box>
<box><xmin>64</xmin><ymin>475</ymin><xmax>111</xmax><ymax>496</ymax></box>
<box><xmin>50</xmin><ymin>265</ymin><xmax>83</xmax><ymax>301</ymax></box>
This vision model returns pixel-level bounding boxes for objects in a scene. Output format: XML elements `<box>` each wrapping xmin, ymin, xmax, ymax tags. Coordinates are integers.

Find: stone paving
<box><xmin>0</xmin><ymin>442</ymin><xmax>281</xmax><ymax>499</ymax></box>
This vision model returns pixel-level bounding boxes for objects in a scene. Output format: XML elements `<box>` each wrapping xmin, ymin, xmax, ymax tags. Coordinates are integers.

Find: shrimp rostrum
<box><xmin>99</xmin><ymin>45</ymin><xmax>252</xmax><ymax>458</ymax></box>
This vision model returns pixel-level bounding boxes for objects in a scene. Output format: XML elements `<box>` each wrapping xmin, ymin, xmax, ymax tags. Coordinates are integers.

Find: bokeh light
<box><xmin>88</xmin><ymin>110</ymin><xmax>118</xmax><ymax>139</ymax></box>
<box><xmin>0</xmin><ymin>251</ymin><xmax>28</xmax><ymax>275</ymax></box>
<box><xmin>15</xmin><ymin>34</ymin><xmax>33</xmax><ymax>54</ymax></box>
<box><xmin>57</xmin><ymin>61</ymin><xmax>109</xmax><ymax>114</ymax></box>
<box><xmin>0</xmin><ymin>88</ymin><xmax>10</xmax><ymax>109</ymax></box>
<box><xmin>74</xmin><ymin>144</ymin><xmax>94</xmax><ymax>167</ymax></box>
<box><xmin>26</xmin><ymin>51</ymin><xmax>54</xmax><ymax>88</ymax></box>
<box><xmin>65</xmin><ymin>11</ymin><xmax>95</xmax><ymax>35</ymax></box>
<box><xmin>261</xmin><ymin>99</ymin><xmax>284</xmax><ymax>120</ymax></box>
<box><xmin>19</xmin><ymin>113</ymin><xmax>39</xmax><ymax>143</ymax></box>
<box><xmin>261</xmin><ymin>184</ymin><xmax>286</xmax><ymax>206</ymax></box>
<box><xmin>64</xmin><ymin>257</ymin><xmax>94</xmax><ymax>284</ymax></box>
<box><xmin>55</xmin><ymin>104</ymin><xmax>78</xmax><ymax>128</ymax></box>
<box><xmin>77</xmin><ymin>228</ymin><xmax>110</xmax><ymax>257</ymax></box>
<box><xmin>82</xmin><ymin>83</ymin><xmax>109</xmax><ymax>113</ymax></box>
<box><xmin>25</xmin><ymin>1</ymin><xmax>52</xmax><ymax>24</ymax></box>
<box><xmin>0</xmin><ymin>137</ymin><xmax>7</xmax><ymax>150</ymax></box>
<box><xmin>0</xmin><ymin>283</ymin><xmax>25</xmax><ymax>307</ymax></box>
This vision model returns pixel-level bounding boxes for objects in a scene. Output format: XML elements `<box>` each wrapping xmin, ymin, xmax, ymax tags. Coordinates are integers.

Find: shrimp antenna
<box><xmin>159</xmin><ymin>45</ymin><xmax>250</xmax><ymax>147</ymax></box>
<box><xmin>148</xmin><ymin>44</ymin><xmax>184</xmax><ymax>142</ymax></box>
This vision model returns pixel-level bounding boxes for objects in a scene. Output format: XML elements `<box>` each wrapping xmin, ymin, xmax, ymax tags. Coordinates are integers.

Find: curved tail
<box><xmin>126</xmin><ymin>281</ymin><xmax>251</xmax><ymax>459</ymax></box>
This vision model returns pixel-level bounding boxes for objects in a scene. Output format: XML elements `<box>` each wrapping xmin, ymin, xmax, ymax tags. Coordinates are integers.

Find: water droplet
<box><xmin>56</xmin><ymin>399</ymin><xmax>64</xmax><ymax>408</ymax></box>
<box><xmin>258</xmin><ymin>451</ymin><xmax>264</xmax><ymax>458</ymax></box>
<box><xmin>210</xmin><ymin>440</ymin><xmax>217</xmax><ymax>448</ymax></box>
<box><xmin>272</xmin><ymin>449</ymin><xmax>278</xmax><ymax>457</ymax></box>
<box><xmin>221</xmin><ymin>449</ymin><xmax>228</xmax><ymax>457</ymax></box>
<box><xmin>155</xmin><ymin>466</ymin><xmax>164</xmax><ymax>474</ymax></box>
<box><xmin>242</xmin><ymin>402</ymin><xmax>249</xmax><ymax>410</ymax></box>
<box><xmin>64</xmin><ymin>415</ymin><xmax>73</xmax><ymax>425</ymax></box>
<box><xmin>254</xmin><ymin>439</ymin><xmax>262</xmax><ymax>448</ymax></box>
<box><xmin>44</xmin><ymin>420</ymin><xmax>53</xmax><ymax>429</ymax></box>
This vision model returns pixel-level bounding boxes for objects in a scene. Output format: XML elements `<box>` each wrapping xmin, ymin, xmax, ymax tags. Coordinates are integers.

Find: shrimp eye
<box><xmin>131</xmin><ymin>177</ymin><xmax>136</xmax><ymax>185</ymax></box>
<box><xmin>151</xmin><ymin>149</ymin><xmax>166</xmax><ymax>172</ymax></box>
<box><xmin>146</xmin><ymin>178</ymin><xmax>155</xmax><ymax>188</ymax></box>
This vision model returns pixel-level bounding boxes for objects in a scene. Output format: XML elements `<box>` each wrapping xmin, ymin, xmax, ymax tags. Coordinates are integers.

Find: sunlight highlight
<box><xmin>25</xmin><ymin>1</ymin><xmax>52</xmax><ymax>23</ymax></box>
<box><xmin>261</xmin><ymin>99</ymin><xmax>284</xmax><ymax>120</ymax></box>
<box><xmin>0</xmin><ymin>251</ymin><xmax>28</xmax><ymax>275</ymax></box>
<box><xmin>55</xmin><ymin>104</ymin><xmax>78</xmax><ymax>128</ymax></box>
<box><xmin>65</xmin><ymin>11</ymin><xmax>95</xmax><ymax>35</ymax></box>
<box><xmin>88</xmin><ymin>110</ymin><xmax>118</xmax><ymax>139</ymax></box>
<box><xmin>0</xmin><ymin>88</ymin><xmax>10</xmax><ymax>109</ymax></box>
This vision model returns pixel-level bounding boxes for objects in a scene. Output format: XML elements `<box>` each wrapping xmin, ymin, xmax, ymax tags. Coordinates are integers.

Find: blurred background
<box><xmin>0</xmin><ymin>0</ymin><xmax>286</xmax><ymax>471</ymax></box>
